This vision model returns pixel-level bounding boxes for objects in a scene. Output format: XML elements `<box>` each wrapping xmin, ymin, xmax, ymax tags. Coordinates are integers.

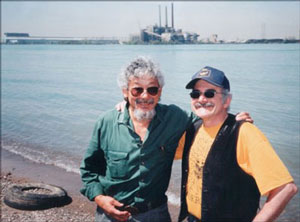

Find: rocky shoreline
<box><xmin>1</xmin><ymin>171</ymin><xmax>94</xmax><ymax>222</ymax></box>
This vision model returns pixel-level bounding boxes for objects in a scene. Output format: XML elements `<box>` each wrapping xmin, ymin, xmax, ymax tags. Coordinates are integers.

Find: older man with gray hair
<box><xmin>177</xmin><ymin>66</ymin><xmax>298</xmax><ymax>222</ymax></box>
<box><xmin>80</xmin><ymin>56</ymin><xmax>195</xmax><ymax>222</ymax></box>
<box><xmin>80</xmin><ymin>57</ymin><xmax>251</xmax><ymax>222</ymax></box>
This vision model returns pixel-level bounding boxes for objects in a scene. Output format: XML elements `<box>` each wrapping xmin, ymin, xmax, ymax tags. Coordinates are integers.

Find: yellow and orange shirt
<box><xmin>175</xmin><ymin>121</ymin><xmax>293</xmax><ymax>219</ymax></box>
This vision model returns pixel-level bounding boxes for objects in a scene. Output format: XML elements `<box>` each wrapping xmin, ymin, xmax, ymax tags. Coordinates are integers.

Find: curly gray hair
<box><xmin>118</xmin><ymin>56</ymin><xmax>165</xmax><ymax>89</ymax></box>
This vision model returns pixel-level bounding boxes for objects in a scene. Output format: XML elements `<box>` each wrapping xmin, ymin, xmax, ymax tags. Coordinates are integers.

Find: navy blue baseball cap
<box><xmin>185</xmin><ymin>66</ymin><xmax>230</xmax><ymax>91</ymax></box>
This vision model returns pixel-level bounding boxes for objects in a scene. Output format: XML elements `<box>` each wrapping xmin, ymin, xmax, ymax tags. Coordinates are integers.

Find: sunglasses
<box><xmin>190</xmin><ymin>89</ymin><xmax>223</xmax><ymax>99</ymax></box>
<box><xmin>130</xmin><ymin>87</ymin><xmax>159</xmax><ymax>97</ymax></box>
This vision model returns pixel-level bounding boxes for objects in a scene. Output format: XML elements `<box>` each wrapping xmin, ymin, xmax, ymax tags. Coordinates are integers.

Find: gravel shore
<box><xmin>1</xmin><ymin>170</ymin><xmax>179</xmax><ymax>222</ymax></box>
<box><xmin>1</xmin><ymin>171</ymin><xmax>95</xmax><ymax>222</ymax></box>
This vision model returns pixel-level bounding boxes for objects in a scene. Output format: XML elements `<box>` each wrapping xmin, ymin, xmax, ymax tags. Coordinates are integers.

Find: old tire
<box><xmin>4</xmin><ymin>183</ymin><xmax>70</xmax><ymax>210</ymax></box>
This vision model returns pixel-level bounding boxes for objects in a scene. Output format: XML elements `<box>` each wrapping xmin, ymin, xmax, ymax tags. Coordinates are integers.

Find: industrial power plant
<box><xmin>2</xmin><ymin>3</ymin><xmax>299</xmax><ymax>45</ymax></box>
<box><xmin>3</xmin><ymin>3</ymin><xmax>200</xmax><ymax>45</ymax></box>
<box><xmin>139</xmin><ymin>3</ymin><xmax>199</xmax><ymax>44</ymax></box>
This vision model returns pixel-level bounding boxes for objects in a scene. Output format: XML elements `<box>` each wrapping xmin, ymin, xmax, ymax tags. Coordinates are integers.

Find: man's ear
<box><xmin>224</xmin><ymin>94</ymin><xmax>232</xmax><ymax>109</ymax></box>
<box><xmin>122</xmin><ymin>88</ymin><xmax>128</xmax><ymax>99</ymax></box>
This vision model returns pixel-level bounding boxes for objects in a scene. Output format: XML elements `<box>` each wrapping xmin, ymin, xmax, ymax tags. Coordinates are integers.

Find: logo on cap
<box><xmin>199</xmin><ymin>68</ymin><xmax>211</xmax><ymax>77</ymax></box>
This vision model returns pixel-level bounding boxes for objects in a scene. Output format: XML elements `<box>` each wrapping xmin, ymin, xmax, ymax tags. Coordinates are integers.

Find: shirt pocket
<box><xmin>107</xmin><ymin>151</ymin><xmax>129</xmax><ymax>179</ymax></box>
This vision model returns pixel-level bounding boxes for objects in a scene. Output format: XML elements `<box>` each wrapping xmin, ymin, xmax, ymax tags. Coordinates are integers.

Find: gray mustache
<box><xmin>136</xmin><ymin>98</ymin><xmax>155</xmax><ymax>105</ymax></box>
<box><xmin>194</xmin><ymin>102</ymin><xmax>214</xmax><ymax>109</ymax></box>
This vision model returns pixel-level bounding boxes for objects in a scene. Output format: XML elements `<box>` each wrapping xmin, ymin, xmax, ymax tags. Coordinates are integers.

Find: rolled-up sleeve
<box><xmin>80</xmin><ymin>119</ymin><xmax>106</xmax><ymax>201</ymax></box>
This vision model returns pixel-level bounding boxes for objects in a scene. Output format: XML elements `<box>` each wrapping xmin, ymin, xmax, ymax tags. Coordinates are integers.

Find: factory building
<box><xmin>4</xmin><ymin>33</ymin><xmax>29</xmax><ymax>38</ymax></box>
<box><xmin>140</xmin><ymin>3</ymin><xmax>199</xmax><ymax>44</ymax></box>
<box><xmin>210</xmin><ymin>34</ymin><xmax>218</xmax><ymax>43</ymax></box>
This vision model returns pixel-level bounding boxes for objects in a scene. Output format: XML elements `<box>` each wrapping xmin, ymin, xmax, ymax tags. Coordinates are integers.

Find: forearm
<box><xmin>253</xmin><ymin>182</ymin><xmax>298</xmax><ymax>222</ymax></box>
<box><xmin>80</xmin><ymin>139</ymin><xmax>107</xmax><ymax>200</ymax></box>
<box><xmin>80</xmin><ymin>161</ymin><xmax>106</xmax><ymax>200</ymax></box>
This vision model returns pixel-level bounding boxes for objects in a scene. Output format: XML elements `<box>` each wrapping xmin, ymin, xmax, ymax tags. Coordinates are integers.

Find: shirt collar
<box><xmin>117</xmin><ymin>102</ymin><xmax>131</xmax><ymax>125</ymax></box>
<box><xmin>154</xmin><ymin>103</ymin><xmax>164</xmax><ymax>122</ymax></box>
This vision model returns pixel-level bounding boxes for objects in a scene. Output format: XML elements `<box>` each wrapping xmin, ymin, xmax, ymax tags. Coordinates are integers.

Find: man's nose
<box><xmin>198</xmin><ymin>94</ymin><xmax>208</xmax><ymax>102</ymax></box>
<box><xmin>140</xmin><ymin>90</ymin><xmax>150</xmax><ymax>98</ymax></box>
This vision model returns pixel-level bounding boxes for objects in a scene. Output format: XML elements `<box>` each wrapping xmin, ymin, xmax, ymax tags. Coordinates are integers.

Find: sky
<box><xmin>1</xmin><ymin>1</ymin><xmax>300</xmax><ymax>41</ymax></box>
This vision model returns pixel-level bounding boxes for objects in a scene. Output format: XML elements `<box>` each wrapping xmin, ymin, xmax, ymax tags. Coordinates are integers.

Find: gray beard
<box><xmin>133</xmin><ymin>109</ymin><xmax>156</xmax><ymax>121</ymax></box>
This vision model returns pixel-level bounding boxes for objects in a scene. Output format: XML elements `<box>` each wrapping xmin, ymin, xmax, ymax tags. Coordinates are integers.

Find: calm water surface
<box><xmin>2</xmin><ymin>44</ymin><xmax>299</xmax><ymax>220</ymax></box>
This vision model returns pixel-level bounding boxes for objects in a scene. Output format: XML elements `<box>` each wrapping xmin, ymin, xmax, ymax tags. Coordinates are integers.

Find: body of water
<box><xmin>2</xmin><ymin>44</ymin><xmax>299</xmax><ymax>220</ymax></box>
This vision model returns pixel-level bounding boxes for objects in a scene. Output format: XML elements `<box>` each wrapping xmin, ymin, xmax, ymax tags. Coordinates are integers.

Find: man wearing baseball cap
<box><xmin>81</xmin><ymin>57</ymin><xmax>254</xmax><ymax>222</ymax></box>
<box><xmin>176</xmin><ymin>66</ymin><xmax>298</xmax><ymax>222</ymax></box>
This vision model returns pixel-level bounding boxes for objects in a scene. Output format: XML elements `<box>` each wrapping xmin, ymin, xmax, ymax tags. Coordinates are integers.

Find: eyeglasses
<box><xmin>130</xmin><ymin>87</ymin><xmax>159</xmax><ymax>97</ymax></box>
<box><xmin>190</xmin><ymin>89</ymin><xmax>223</xmax><ymax>99</ymax></box>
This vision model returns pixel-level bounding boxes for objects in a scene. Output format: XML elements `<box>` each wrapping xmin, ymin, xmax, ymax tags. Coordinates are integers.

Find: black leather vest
<box><xmin>178</xmin><ymin>114</ymin><xmax>260</xmax><ymax>222</ymax></box>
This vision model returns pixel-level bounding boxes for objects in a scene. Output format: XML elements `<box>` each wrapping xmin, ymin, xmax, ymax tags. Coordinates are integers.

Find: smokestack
<box><xmin>159</xmin><ymin>5</ymin><xmax>161</xmax><ymax>27</ymax></box>
<box><xmin>165</xmin><ymin>6</ymin><xmax>168</xmax><ymax>28</ymax></box>
<box><xmin>171</xmin><ymin>3</ymin><xmax>174</xmax><ymax>29</ymax></box>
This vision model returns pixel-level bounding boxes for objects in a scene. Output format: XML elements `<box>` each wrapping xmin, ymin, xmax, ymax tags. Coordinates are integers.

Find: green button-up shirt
<box><xmin>80</xmin><ymin>103</ymin><xmax>194</xmax><ymax>205</ymax></box>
